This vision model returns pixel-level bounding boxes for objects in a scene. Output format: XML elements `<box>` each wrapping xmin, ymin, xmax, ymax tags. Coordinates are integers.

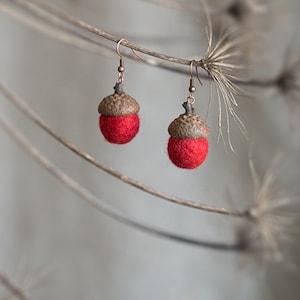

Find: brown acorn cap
<box><xmin>168</xmin><ymin>102</ymin><xmax>210</xmax><ymax>139</ymax></box>
<box><xmin>98</xmin><ymin>83</ymin><xmax>140</xmax><ymax>116</ymax></box>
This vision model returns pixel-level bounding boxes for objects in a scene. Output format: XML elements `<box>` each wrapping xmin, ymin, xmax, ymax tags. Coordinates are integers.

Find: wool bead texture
<box><xmin>168</xmin><ymin>137</ymin><xmax>208</xmax><ymax>169</ymax></box>
<box><xmin>167</xmin><ymin>102</ymin><xmax>210</xmax><ymax>169</ymax></box>
<box><xmin>99</xmin><ymin>114</ymin><xmax>139</xmax><ymax>144</ymax></box>
<box><xmin>98</xmin><ymin>83</ymin><xmax>140</xmax><ymax>144</ymax></box>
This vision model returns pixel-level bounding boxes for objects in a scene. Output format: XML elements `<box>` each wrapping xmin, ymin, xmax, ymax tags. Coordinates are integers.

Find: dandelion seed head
<box><xmin>199</xmin><ymin>5</ymin><xmax>248</xmax><ymax>151</ymax></box>
<box><xmin>241</xmin><ymin>155</ymin><xmax>299</xmax><ymax>266</ymax></box>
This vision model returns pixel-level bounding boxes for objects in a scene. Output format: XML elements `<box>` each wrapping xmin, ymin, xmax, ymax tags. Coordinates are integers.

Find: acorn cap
<box><xmin>168</xmin><ymin>102</ymin><xmax>210</xmax><ymax>139</ymax></box>
<box><xmin>98</xmin><ymin>83</ymin><xmax>140</xmax><ymax>116</ymax></box>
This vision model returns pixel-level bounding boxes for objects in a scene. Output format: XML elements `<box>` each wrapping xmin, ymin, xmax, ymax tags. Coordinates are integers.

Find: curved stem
<box><xmin>5</xmin><ymin>0</ymin><xmax>277</xmax><ymax>88</ymax></box>
<box><xmin>0</xmin><ymin>81</ymin><xmax>251</xmax><ymax>218</ymax></box>
<box><xmin>10</xmin><ymin>0</ymin><xmax>197</xmax><ymax>66</ymax></box>
<box><xmin>0</xmin><ymin>112</ymin><xmax>244</xmax><ymax>251</ymax></box>
<box><xmin>0</xmin><ymin>272</ymin><xmax>32</xmax><ymax>300</ymax></box>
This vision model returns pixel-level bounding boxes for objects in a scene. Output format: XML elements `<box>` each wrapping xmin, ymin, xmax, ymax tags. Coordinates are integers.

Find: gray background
<box><xmin>0</xmin><ymin>0</ymin><xmax>299</xmax><ymax>299</ymax></box>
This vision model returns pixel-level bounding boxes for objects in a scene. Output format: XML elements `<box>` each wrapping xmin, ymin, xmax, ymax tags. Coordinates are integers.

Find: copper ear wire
<box><xmin>116</xmin><ymin>39</ymin><xmax>127</xmax><ymax>83</ymax></box>
<box><xmin>116</xmin><ymin>39</ymin><xmax>144</xmax><ymax>60</ymax></box>
<box><xmin>116</xmin><ymin>39</ymin><xmax>145</xmax><ymax>83</ymax></box>
<box><xmin>187</xmin><ymin>60</ymin><xmax>196</xmax><ymax>104</ymax></box>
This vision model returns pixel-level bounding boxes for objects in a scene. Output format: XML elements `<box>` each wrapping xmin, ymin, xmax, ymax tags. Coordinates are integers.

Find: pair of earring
<box><xmin>98</xmin><ymin>40</ymin><xmax>209</xmax><ymax>169</ymax></box>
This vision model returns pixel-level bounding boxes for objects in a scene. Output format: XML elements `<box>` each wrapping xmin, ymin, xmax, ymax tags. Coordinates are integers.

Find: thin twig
<box><xmin>9</xmin><ymin>0</ymin><xmax>196</xmax><ymax>66</ymax></box>
<box><xmin>0</xmin><ymin>81</ymin><xmax>250</xmax><ymax>218</ymax></box>
<box><xmin>0</xmin><ymin>1</ymin><xmax>209</xmax><ymax>79</ymax></box>
<box><xmin>3</xmin><ymin>0</ymin><xmax>275</xmax><ymax>87</ymax></box>
<box><xmin>0</xmin><ymin>112</ymin><xmax>244</xmax><ymax>251</ymax></box>
<box><xmin>0</xmin><ymin>2</ymin><xmax>113</xmax><ymax>57</ymax></box>
<box><xmin>0</xmin><ymin>272</ymin><xmax>33</xmax><ymax>300</ymax></box>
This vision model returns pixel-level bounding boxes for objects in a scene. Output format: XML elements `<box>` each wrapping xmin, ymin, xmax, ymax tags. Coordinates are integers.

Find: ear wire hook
<box><xmin>116</xmin><ymin>39</ymin><xmax>127</xmax><ymax>83</ymax></box>
<box><xmin>187</xmin><ymin>60</ymin><xmax>196</xmax><ymax>105</ymax></box>
<box><xmin>189</xmin><ymin>60</ymin><xmax>196</xmax><ymax>93</ymax></box>
<box><xmin>116</xmin><ymin>38</ymin><xmax>128</xmax><ymax>62</ymax></box>
<box><xmin>116</xmin><ymin>38</ymin><xmax>145</xmax><ymax>63</ymax></box>
<box><xmin>189</xmin><ymin>60</ymin><xmax>203</xmax><ymax>86</ymax></box>
<box><xmin>189</xmin><ymin>60</ymin><xmax>194</xmax><ymax>79</ymax></box>
<box><xmin>116</xmin><ymin>38</ymin><xmax>145</xmax><ymax>83</ymax></box>
<box><xmin>195</xmin><ymin>64</ymin><xmax>203</xmax><ymax>86</ymax></box>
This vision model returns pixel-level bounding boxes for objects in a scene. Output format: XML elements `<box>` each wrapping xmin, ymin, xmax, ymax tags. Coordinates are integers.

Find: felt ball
<box><xmin>99</xmin><ymin>114</ymin><xmax>140</xmax><ymax>144</ymax></box>
<box><xmin>167</xmin><ymin>137</ymin><xmax>208</xmax><ymax>169</ymax></box>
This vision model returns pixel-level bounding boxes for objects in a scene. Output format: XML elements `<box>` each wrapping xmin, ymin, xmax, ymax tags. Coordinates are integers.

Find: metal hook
<box><xmin>195</xmin><ymin>64</ymin><xmax>203</xmax><ymax>86</ymax></box>
<box><xmin>115</xmin><ymin>38</ymin><xmax>145</xmax><ymax>84</ymax></box>
<box><xmin>116</xmin><ymin>39</ymin><xmax>128</xmax><ymax>83</ymax></box>
<box><xmin>116</xmin><ymin>38</ymin><xmax>128</xmax><ymax>59</ymax></box>
<box><xmin>189</xmin><ymin>60</ymin><xmax>196</xmax><ymax>95</ymax></box>
<box><xmin>116</xmin><ymin>38</ymin><xmax>145</xmax><ymax>61</ymax></box>
<box><xmin>190</xmin><ymin>60</ymin><xmax>195</xmax><ymax>79</ymax></box>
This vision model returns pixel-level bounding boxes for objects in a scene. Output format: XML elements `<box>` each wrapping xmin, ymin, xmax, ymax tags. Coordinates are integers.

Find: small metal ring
<box><xmin>116</xmin><ymin>38</ymin><xmax>128</xmax><ymax>58</ymax></box>
<box><xmin>118</xmin><ymin>72</ymin><xmax>123</xmax><ymax>83</ymax></box>
<box><xmin>186</xmin><ymin>95</ymin><xmax>195</xmax><ymax>104</ymax></box>
<box><xmin>189</xmin><ymin>60</ymin><xmax>196</xmax><ymax>79</ymax></box>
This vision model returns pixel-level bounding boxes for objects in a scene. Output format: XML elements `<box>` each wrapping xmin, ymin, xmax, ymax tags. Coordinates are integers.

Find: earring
<box><xmin>167</xmin><ymin>61</ymin><xmax>210</xmax><ymax>169</ymax></box>
<box><xmin>98</xmin><ymin>39</ymin><xmax>140</xmax><ymax>144</ymax></box>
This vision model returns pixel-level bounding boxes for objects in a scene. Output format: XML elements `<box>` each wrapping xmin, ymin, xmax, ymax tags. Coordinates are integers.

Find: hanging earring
<box><xmin>98</xmin><ymin>39</ymin><xmax>140</xmax><ymax>144</ymax></box>
<box><xmin>167</xmin><ymin>61</ymin><xmax>210</xmax><ymax>169</ymax></box>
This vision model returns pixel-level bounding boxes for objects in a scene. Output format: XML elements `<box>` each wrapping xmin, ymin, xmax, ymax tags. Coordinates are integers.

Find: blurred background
<box><xmin>0</xmin><ymin>0</ymin><xmax>299</xmax><ymax>299</ymax></box>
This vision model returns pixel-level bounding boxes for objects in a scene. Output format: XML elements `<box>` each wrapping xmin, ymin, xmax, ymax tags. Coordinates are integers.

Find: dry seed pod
<box><xmin>98</xmin><ymin>83</ymin><xmax>140</xmax><ymax>144</ymax></box>
<box><xmin>167</xmin><ymin>101</ymin><xmax>210</xmax><ymax>169</ymax></box>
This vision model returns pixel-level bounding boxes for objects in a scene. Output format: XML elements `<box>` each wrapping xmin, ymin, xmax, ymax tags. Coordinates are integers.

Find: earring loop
<box><xmin>189</xmin><ymin>60</ymin><xmax>196</xmax><ymax>95</ymax></box>
<box><xmin>115</xmin><ymin>38</ymin><xmax>146</xmax><ymax>83</ymax></box>
<box><xmin>116</xmin><ymin>38</ymin><xmax>128</xmax><ymax>59</ymax></box>
<box><xmin>116</xmin><ymin>38</ymin><xmax>145</xmax><ymax>62</ymax></box>
<box><xmin>195</xmin><ymin>64</ymin><xmax>203</xmax><ymax>86</ymax></box>
<box><xmin>190</xmin><ymin>60</ymin><xmax>195</xmax><ymax>79</ymax></box>
<box><xmin>115</xmin><ymin>39</ymin><xmax>128</xmax><ymax>83</ymax></box>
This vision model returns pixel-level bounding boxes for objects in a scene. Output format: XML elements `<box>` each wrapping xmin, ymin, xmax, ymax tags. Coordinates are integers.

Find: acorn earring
<box><xmin>167</xmin><ymin>62</ymin><xmax>210</xmax><ymax>169</ymax></box>
<box><xmin>98</xmin><ymin>39</ymin><xmax>140</xmax><ymax>144</ymax></box>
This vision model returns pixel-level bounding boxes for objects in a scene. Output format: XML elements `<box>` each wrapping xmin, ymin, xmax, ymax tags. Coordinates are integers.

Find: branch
<box><xmin>0</xmin><ymin>1</ymin><xmax>113</xmax><ymax>58</ymax></box>
<box><xmin>9</xmin><ymin>0</ymin><xmax>197</xmax><ymax>66</ymax></box>
<box><xmin>0</xmin><ymin>112</ymin><xmax>244</xmax><ymax>251</ymax></box>
<box><xmin>0</xmin><ymin>81</ymin><xmax>251</xmax><ymax>218</ymax></box>
<box><xmin>2</xmin><ymin>0</ymin><xmax>274</xmax><ymax>87</ymax></box>
<box><xmin>0</xmin><ymin>272</ymin><xmax>33</xmax><ymax>300</ymax></box>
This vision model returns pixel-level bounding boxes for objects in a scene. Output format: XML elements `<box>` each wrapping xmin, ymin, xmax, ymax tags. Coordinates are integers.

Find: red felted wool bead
<box><xmin>168</xmin><ymin>137</ymin><xmax>208</xmax><ymax>169</ymax></box>
<box><xmin>167</xmin><ymin>101</ymin><xmax>210</xmax><ymax>169</ymax></box>
<box><xmin>98</xmin><ymin>83</ymin><xmax>140</xmax><ymax>144</ymax></box>
<box><xmin>99</xmin><ymin>114</ymin><xmax>140</xmax><ymax>144</ymax></box>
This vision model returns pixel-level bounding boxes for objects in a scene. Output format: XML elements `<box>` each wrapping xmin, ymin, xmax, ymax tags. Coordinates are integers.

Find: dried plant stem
<box><xmin>9</xmin><ymin>0</ymin><xmax>195</xmax><ymax>66</ymax></box>
<box><xmin>3</xmin><ymin>0</ymin><xmax>275</xmax><ymax>88</ymax></box>
<box><xmin>0</xmin><ymin>2</ymin><xmax>113</xmax><ymax>57</ymax></box>
<box><xmin>0</xmin><ymin>1</ymin><xmax>208</xmax><ymax>78</ymax></box>
<box><xmin>0</xmin><ymin>81</ymin><xmax>250</xmax><ymax>218</ymax></box>
<box><xmin>0</xmin><ymin>272</ymin><xmax>33</xmax><ymax>300</ymax></box>
<box><xmin>0</xmin><ymin>112</ymin><xmax>244</xmax><ymax>251</ymax></box>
